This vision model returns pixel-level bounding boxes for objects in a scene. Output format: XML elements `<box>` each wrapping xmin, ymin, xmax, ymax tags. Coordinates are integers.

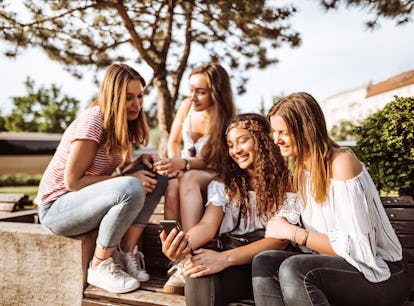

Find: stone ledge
<box><xmin>0</xmin><ymin>222</ymin><xmax>97</xmax><ymax>306</ymax></box>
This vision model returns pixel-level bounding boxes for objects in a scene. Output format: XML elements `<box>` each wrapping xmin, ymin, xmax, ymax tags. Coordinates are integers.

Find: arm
<box><xmin>160</xmin><ymin>203</ymin><xmax>224</xmax><ymax>262</ymax></box>
<box><xmin>64</xmin><ymin>139</ymin><xmax>114</xmax><ymax>191</ymax></box>
<box><xmin>185</xmin><ymin>237</ymin><xmax>287</xmax><ymax>278</ymax></box>
<box><xmin>265</xmin><ymin>216</ymin><xmax>337</xmax><ymax>256</ymax></box>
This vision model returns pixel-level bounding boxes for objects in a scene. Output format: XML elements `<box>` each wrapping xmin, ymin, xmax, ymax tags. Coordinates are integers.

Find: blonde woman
<box><xmin>252</xmin><ymin>92</ymin><xmax>413</xmax><ymax>305</ymax></box>
<box><xmin>153</xmin><ymin>62</ymin><xmax>236</xmax><ymax>293</ymax></box>
<box><xmin>36</xmin><ymin>64</ymin><xmax>167</xmax><ymax>294</ymax></box>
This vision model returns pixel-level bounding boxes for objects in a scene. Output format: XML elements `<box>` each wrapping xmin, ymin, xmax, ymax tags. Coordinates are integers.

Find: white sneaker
<box><xmin>87</xmin><ymin>257</ymin><xmax>139</xmax><ymax>293</ymax></box>
<box><xmin>163</xmin><ymin>260</ymin><xmax>185</xmax><ymax>295</ymax></box>
<box><xmin>113</xmin><ymin>245</ymin><xmax>150</xmax><ymax>282</ymax></box>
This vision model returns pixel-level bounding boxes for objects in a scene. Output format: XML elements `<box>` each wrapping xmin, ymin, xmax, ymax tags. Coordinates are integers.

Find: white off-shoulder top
<box><xmin>206</xmin><ymin>180</ymin><xmax>299</xmax><ymax>235</ymax></box>
<box><xmin>300</xmin><ymin>164</ymin><xmax>402</xmax><ymax>282</ymax></box>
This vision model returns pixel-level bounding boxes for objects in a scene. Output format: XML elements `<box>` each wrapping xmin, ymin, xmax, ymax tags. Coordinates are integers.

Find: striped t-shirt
<box><xmin>35</xmin><ymin>106</ymin><xmax>122</xmax><ymax>206</ymax></box>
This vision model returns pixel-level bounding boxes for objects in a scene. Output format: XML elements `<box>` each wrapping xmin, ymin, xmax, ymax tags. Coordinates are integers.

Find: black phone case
<box><xmin>160</xmin><ymin>220</ymin><xmax>182</xmax><ymax>235</ymax></box>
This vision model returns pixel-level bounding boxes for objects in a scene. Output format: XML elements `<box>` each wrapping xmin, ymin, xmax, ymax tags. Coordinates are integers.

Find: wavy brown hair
<box><xmin>267</xmin><ymin>92</ymin><xmax>338</xmax><ymax>204</ymax></box>
<box><xmin>90</xmin><ymin>64</ymin><xmax>149</xmax><ymax>166</ymax></box>
<box><xmin>221</xmin><ymin>113</ymin><xmax>290</xmax><ymax>219</ymax></box>
<box><xmin>190</xmin><ymin>62</ymin><xmax>236</xmax><ymax>169</ymax></box>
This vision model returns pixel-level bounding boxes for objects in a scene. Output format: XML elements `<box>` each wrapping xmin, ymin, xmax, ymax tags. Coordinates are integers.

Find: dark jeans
<box><xmin>185</xmin><ymin>264</ymin><xmax>253</xmax><ymax>306</ymax></box>
<box><xmin>252</xmin><ymin>250</ymin><xmax>413</xmax><ymax>306</ymax></box>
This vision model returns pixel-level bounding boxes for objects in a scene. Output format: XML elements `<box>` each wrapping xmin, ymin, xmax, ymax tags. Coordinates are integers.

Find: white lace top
<box><xmin>300</xmin><ymin>164</ymin><xmax>402</xmax><ymax>282</ymax></box>
<box><xmin>207</xmin><ymin>180</ymin><xmax>299</xmax><ymax>235</ymax></box>
<box><xmin>181</xmin><ymin>107</ymin><xmax>209</xmax><ymax>158</ymax></box>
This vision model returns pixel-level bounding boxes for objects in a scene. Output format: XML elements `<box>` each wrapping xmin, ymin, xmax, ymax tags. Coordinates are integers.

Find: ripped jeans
<box><xmin>252</xmin><ymin>250</ymin><xmax>413</xmax><ymax>306</ymax></box>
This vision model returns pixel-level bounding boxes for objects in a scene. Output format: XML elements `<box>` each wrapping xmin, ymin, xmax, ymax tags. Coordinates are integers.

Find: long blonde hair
<box><xmin>190</xmin><ymin>62</ymin><xmax>236</xmax><ymax>170</ymax></box>
<box><xmin>91</xmin><ymin>63</ymin><xmax>149</xmax><ymax>166</ymax></box>
<box><xmin>268</xmin><ymin>92</ymin><xmax>338</xmax><ymax>204</ymax></box>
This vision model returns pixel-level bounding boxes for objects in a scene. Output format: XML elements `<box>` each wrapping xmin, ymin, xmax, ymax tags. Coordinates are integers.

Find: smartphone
<box><xmin>160</xmin><ymin>220</ymin><xmax>182</xmax><ymax>235</ymax></box>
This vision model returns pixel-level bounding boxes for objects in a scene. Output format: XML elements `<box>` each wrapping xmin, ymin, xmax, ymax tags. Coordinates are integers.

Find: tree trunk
<box><xmin>153</xmin><ymin>76</ymin><xmax>174</xmax><ymax>157</ymax></box>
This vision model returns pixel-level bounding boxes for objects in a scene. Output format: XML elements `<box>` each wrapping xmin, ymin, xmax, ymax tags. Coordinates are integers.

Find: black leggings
<box><xmin>185</xmin><ymin>264</ymin><xmax>253</xmax><ymax>306</ymax></box>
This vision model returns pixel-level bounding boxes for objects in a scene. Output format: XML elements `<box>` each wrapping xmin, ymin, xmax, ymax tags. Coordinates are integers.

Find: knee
<box><xmin>178</xmin><ymin>171</ymin><xmax>199</xmax><ymax>191</ymax></box>
<box><xmin>252</xmin><ymin>250</ymin><xmax>277</xmax><ymax>277</ymax></box>
<box><xmin>117</xmin><ymin>176</ymin><xmax>145</xmax><ymax>203</ymax></box>
<box><xmin>279</xmin><ymin>256</ymin><xmax>300</xmax><ymax>283</ymax></box>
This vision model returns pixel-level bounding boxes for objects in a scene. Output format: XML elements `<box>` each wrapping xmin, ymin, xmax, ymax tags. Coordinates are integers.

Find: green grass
<box><xmin>0</xmin><ymin>186</ymin><xmax>38</xmax><ymax>201</ymax></box>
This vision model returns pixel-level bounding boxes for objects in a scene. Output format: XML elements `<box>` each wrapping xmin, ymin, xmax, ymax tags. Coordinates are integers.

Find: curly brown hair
<box><xmin>221</xmin><ymin>113</ymin><xmax>290</xmax><ymax>219</ymax></box>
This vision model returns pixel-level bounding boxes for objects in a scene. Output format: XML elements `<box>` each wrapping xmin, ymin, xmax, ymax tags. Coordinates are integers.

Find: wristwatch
<box><xmin>183</xmin><ymin>159</ymin><xmax>191</xmax><ymax>171</ymax></box>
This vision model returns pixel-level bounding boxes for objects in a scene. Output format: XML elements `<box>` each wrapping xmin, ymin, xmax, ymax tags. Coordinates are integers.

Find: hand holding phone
<box><xmin>160</xmin><ymin>220</ymin><xmax>194</xmax><ymax>257</ymax></box>
<box><xmin>160</xmin><ymin>220</ymin><xmax>182</xmax><ymax>235</ymax></box>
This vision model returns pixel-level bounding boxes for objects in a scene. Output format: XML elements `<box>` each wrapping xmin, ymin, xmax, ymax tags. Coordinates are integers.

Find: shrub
<box><xmin>354</xmin><ymin>96</ymin><xmax>414</xmax><ymax>196</ymax></box>
<box><xmin>0</xmin><ymin>173</ymin><xmax>42</xmax><ymax>187</ymax></box>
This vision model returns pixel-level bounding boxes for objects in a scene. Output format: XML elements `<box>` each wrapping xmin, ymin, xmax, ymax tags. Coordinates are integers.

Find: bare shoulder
<box><xmin>331</xmin><ymin>148</ymin><xmax>362</xmax><ymax>180</ymax></box>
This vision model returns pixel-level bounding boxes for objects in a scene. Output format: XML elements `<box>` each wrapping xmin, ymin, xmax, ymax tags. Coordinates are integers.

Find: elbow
<box><xmin>64</xmin><ymin>177</ymin><xmax>79</xmax><ymax>191</ymax></box>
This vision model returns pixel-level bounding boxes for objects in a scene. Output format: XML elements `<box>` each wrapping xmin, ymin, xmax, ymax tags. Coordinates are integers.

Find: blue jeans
<box><xmin>252</xmin><ymin>250</ymin><xmax>413</xmax><ymax>306</ymax></box>
<box><xmin>38</xmin><ymin>165</ymin><xmax>168</xmax><ymax>249</ymax></box>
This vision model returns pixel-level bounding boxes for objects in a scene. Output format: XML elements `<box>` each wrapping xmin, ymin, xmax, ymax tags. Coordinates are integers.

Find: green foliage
<box><xmin>0</xmin><ymin>173</ymin><xmax>42</xmax><ymax>187</ymax></box>
<box><xmin>354</xmin><ymin>96</ymin><xmax>414</xmax><ymax>196</ymax></box>
<box><xmin>0</xmin><ymin>109</ymin><xmax>6</xmax><ymax>131</ymax></box>
<box><xmin>0</xmin><ymin>1</ymin><xmax>301</xmax><ymax>152</ymax></box>
<box><xmin>4</xmin><ymin>77</ymin><xmax>79</xmax><ymax>133</ymax></box>
<box><xmin>330</xmin><ymin>120</ymin><xmax>358</xmax><ymax>141</ymax></box>
<box><xmin>321</xmin><ymin>0</ymin><xmax>414</xmax><ymax>27</ymax></box>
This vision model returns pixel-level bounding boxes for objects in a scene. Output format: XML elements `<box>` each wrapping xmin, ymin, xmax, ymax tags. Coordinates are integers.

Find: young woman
<box><xmin>160</xmin><ymin>113</ymin><xmax>298</xmax><ymax>305</ymax></box>
<box><xmin>252</xmin><ymin>92</ymin><xmax>413</xmax><ymax>305</ymax></box>
<box><xmin>153</xmin><ymin>62</ymin><xmax>236</xmax><ymax>293</ymax></box>
<box><xmin>35</xmin><ymin>64</ymin><xmax>167</xmax><ymax>294</ymax></box>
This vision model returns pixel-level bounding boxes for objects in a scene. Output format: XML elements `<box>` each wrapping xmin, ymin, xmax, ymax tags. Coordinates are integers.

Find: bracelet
<box><xmin>301</xmin><ymin>229</ymin><xmax>310</xmax><ymax>246</ymax></box>
<box><xmin>293</xmin><ymin>227</ymin><xmax>298</xmax><ymax>243</ymax></box>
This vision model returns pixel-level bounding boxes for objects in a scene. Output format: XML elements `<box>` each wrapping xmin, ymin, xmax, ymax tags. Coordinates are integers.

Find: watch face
<box><xmin>185</xmin><ymin>160</ymin><xmax>191</xmax><ymax>171</ymax></box>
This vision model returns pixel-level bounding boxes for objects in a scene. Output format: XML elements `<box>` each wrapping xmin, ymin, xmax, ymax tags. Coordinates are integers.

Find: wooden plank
<box><xmin>403</xmin><ymin>248</ymin><xmax>414</xmax><ymax>264</ymax></box>
<box><xmin>385</xmin><ymin>208</ymin><xmax>414</xmax><ymax>221</ymax></box>
<box><xmin>82</xmin><ymin>298</ymin><xmax>131</xmax><ymax>306</ymax></box>
<box><xmin>381</xmin><ymin>196</ymin><xmax>414</xmax><ymax>207</ymax></box>
<box><xmin>0</xmin><ymin>202</ymin><xmax>16</xmax><ymax>212</ymax></box>
<box><xmin>84</xmin><ymin>285</ymin><xmax>185</xmax><ymax>306</ymax></box>
<box><xmin>0</xmin><ymin>193</ymin><xmax>26</xmax><ymax>203</ymax></box>
<box><xmin>390</xmin><ymin>221</ymin><xmax>414</xmax><ymax>235</ymax></box>
<box><xmin>398</xmin><ymin>235</ymin><xmax>414</xmax><ymax>248</ymax></box>
<box><xmin>0</xmin><ymin>208</ymin><xmax>38</xmax><ymax>223</ymax></box>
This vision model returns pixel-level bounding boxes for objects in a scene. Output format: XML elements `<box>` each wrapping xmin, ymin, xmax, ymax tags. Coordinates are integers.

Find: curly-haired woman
<box><xmin>160</xmin><ymin>113</ymin><xmax>297</xmax><ymax>305</ymax></box>
<box><xmin>35</xmin><ymin>64</ymin><xmax>168</xmax><ymax>294</ymax></box>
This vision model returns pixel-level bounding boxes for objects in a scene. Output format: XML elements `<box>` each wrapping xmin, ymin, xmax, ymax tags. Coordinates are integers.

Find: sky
<box><xmin>1</xmin><ymin>1</ymin><xmax>414</xmax><ymax>115</ymax></box>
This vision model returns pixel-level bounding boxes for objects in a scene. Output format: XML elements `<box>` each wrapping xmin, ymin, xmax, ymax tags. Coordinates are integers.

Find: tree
<box><xmin>0</xmin><ymin>0</ymin><xmax>301</xmax><ymax>151</ymax></box>
<box><xmin>4</xmin><ymin>77</ymin><xmax>79</xmax><ymax>133</ymax></box>
<box><xmin>321</xmin><ymin>0</ymin><xmax>414</xmax><ymax>27</ymax></box>
<box><xmin>353</xmin><ymin>96</ymin><xmax>414</xmax><ymax>197</ymax></box>
<box><xmin>330</xmin><ymin>120</ymin><xmax>358</xmax><ymax>141</ymax></box>
<box><xmin>0</xmin><ymin>110</ymin><xmax>6</xmax><ymax>131</ymax></box>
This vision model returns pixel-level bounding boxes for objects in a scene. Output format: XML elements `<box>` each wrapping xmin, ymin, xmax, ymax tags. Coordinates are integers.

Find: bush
<box><xmin>0</xmin><ymin>173</ymin><xmax>42</xmax><ymax>187</ymax></box>
<box><xmin>354</xmin><ymin>96</ymin><xmax>414</xmax><ymax>196</ymax></box>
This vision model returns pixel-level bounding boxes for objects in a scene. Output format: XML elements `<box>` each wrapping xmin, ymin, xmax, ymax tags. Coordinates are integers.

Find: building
<box><xmin>321</xmin><ymin>70</ymin><xmax>414</xmax><ymax>131</ymax></box>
